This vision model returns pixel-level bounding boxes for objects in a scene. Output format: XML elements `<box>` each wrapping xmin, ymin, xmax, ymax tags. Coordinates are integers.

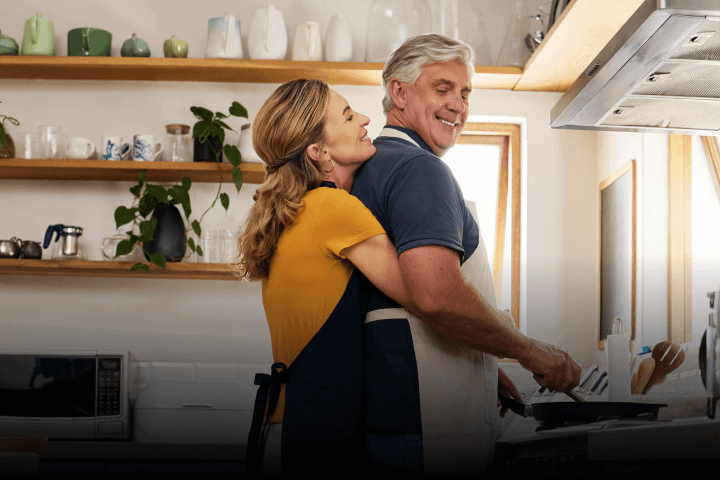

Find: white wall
<box><xmin>1</xmin><ymin>1</ymin><xmax>599</xmax><ymax>375</ymax></box>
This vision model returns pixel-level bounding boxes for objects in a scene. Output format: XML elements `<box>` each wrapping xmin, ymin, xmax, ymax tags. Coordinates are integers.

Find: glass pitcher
<box><xmin>163</xmin><ymin>124</ymin><xmax>192</xmax><ymax>162</ymax></box>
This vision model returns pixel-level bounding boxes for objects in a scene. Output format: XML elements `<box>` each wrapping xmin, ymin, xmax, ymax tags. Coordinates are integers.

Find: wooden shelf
<box><xmin>0</xmin><ymin>158</ymin><xmax>266</xmax><ymax>184</ymax></box>
<box><xmin>0</xmin><ymin>56</ymin><xmax>522</xmax><ymax>89</ymax></box>
<box><xmin>0</xmin><ymin>259</ymin><xmax>239</xmax><ymax>280</ymax></box>
<box><xmin>514</xmin><ymin>0</ymin><xmax>646</xmax><ymax>92</ymax></box>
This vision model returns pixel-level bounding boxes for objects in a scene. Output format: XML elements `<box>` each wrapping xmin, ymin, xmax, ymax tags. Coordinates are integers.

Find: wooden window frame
<box><xmin>457</xmin><ymin>123</ymin><xmax>521</xmax><ymax>329</ymax></box>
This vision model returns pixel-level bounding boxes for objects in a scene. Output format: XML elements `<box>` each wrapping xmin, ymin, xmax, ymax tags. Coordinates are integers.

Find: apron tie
<box><xmin>246</xmin><ymin>362</ymin><xmax>289</xmax><ymax>474</ymax></box>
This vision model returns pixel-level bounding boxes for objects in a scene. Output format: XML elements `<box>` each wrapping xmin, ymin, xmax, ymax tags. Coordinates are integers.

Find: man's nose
<box><xmin>447</xmin><ymin>91</ymin><xmax>466</xmax><ymax>114</ymax></box>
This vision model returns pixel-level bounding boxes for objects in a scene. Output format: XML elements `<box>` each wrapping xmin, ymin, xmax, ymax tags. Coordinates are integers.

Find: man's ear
<box><xmin>388</xmin><ymin>78</ymin><xmax>408</xmax><ymax>110</ymax></box>
<box><xmin>306</xmin><ymin>142</ymin><xmax>323</xmax><ymax>162</ymax></box>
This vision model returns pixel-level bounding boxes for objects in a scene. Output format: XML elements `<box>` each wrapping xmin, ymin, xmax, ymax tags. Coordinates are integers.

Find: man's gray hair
<box><xmin>382</xmin><ymin>34</ymin><xmax>475</xmax><ymax>115</ymax></box>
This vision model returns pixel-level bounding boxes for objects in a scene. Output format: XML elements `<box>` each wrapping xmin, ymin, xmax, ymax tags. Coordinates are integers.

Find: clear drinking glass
<box><xmin>197</xmin><ymin>229</ymin><xmax>236</xmax><ymax>263</ymax></box>
<box><xmin>15</xmin><ymin>133</ymin><xmax>43</xmax><ymax>159</ymax></box>
<box><xmin>37</xmin><ymin>125</ymin><xmax>65</xmax><ymax>159</ymax></box>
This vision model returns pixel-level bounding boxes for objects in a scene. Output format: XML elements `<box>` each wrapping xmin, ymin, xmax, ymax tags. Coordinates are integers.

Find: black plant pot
<box><xmin>193</xmin><ymin>135</ymin><xmax>223</xmax><ymax>162</ymax></box>
<box><xmin>143</xmin><ymin>202</ymin><xmax>187</xmax><ymax>262</ymax></box>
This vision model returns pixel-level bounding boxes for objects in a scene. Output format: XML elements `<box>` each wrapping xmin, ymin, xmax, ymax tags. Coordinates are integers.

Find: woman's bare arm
<box><xmin>340</xmin><ymin>233</ymin><xmax>411</xmax><ymax>308</ymax></box>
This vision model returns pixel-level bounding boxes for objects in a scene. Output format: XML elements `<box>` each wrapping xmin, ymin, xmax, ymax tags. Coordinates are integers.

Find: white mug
<box><xmin>100</xmin><ymin>136</ymin><xmax>131</xmax><ymax>161</ymax></box>
<box><xmin>291</xmin><ymin>21</ymin><xmax>322</xmax><ymax>61</ymax></box>
<box><xmin>65</xmin><ymin>137</ymin><xmax>96</xmax><ymax>160</ymax></box>
<box><xmin>132</xmin><ymin>134</ymin><xmax>163</xmax><ymax>162</ymax></box>
<box><xmin>325</xmin><ymin>15</ymin><xmax>353</xmax><ymax>62</ymax></box>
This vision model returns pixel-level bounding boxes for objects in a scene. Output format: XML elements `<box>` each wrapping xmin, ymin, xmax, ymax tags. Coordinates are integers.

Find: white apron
<box><xmin>367</xmin><ymin>128</ymin><xmax>500</xmax><ymax>475</ymax></box>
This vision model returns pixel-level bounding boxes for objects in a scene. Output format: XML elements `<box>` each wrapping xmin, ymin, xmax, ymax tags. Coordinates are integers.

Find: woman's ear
<box><xmin>388</xmin><ymin>78</ymin><xmax>408</xmax><ymax>110</ymax></box>
<box><xmin>306</xmin><ymin>142</ymin><xmax>323</xmax><ymax>162</ymax></box>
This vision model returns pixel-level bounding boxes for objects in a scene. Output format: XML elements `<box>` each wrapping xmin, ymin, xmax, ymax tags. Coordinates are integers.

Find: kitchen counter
<box><xmin>40</xmin><ymin>440</ymin><xmax>246</xmax><ymax>460</ymax></box>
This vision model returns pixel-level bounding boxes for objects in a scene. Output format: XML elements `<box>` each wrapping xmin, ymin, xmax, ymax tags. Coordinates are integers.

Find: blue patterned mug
<box><xmin>100</xmin><ymin>136</ymin><xmax>130</xmax><ymax>160</ymax></box>
<box><xmin>132</xmin><ymin>134</ymin><xmax>163</xmax><ymax>161</ymax></box>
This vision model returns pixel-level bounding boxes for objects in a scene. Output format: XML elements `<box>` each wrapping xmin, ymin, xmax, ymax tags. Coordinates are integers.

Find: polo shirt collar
<box><xmin>379</xmin><ymin>125</ymin><xmax>434</xmax><ymax>155</ymax></box>
<box><xmin>321</xmin><ymin>181</ymin><xmax>337</xmax><ymax>189</ymax></box>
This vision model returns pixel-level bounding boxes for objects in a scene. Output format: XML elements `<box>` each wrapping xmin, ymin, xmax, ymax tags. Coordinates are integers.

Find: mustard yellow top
<box><xmin>261</xmin><ymin>187</ymin><xmax>386</xmax><ymax>423</ymax></box>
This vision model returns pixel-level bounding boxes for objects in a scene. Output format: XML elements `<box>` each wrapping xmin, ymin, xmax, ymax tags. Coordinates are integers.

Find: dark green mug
<box><xmin>68</xmin><ymin>28</ymin><xmax>112</xmax><ymax>56</ymax></box>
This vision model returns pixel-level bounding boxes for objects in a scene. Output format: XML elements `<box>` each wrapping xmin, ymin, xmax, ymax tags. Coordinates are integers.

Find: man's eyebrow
<box><xmin>434</xmin><ymin>79</ymin><xmax>472</xmax><ymax>91</ymax></box>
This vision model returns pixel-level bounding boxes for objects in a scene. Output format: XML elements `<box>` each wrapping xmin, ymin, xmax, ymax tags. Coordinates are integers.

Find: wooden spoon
<box><xmin>642</xmin><ymin>342</ymin><xmax>685</xmax><ymax>394</ymax></box>
<box><xmin>634</xmin><ymin>357</ymin><xmax>655</xmax><ymax>394</ymax></box>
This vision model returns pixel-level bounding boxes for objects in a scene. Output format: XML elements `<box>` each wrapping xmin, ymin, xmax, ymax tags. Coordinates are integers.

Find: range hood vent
<box><xmin>550</xmin><ymin>0</ymin><xmax>720</xmax><ymax>134</ymax></box>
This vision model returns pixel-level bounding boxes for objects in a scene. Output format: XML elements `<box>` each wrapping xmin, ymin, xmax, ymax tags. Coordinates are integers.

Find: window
<box><xmin>441</xmin><ymin>123</ymin><xmax>521</xmax><ymax>329</ymax></box>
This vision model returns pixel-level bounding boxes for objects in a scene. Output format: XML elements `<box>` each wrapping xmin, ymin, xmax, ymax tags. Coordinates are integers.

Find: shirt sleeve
<box><xmin>317</xmin><ymin>189</ymin><xmax>387</xmax><ymax>259</ymax></box>
<box><xmin>384</xmin><ymin>153</ymin><xmax>475</xmax><ymax>261</ymax></box>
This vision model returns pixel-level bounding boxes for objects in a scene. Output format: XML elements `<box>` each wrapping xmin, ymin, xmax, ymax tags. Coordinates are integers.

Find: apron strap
<box><xmin>246</xmin><ymin>362</ymin><xmax>289</xmax><ymax>474</ymax></box>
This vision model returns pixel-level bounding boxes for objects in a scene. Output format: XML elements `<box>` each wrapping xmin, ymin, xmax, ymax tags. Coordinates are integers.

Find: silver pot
<box><xmin>0</xmin><ymin>237</ymin><xmax>23</xmax><ymax>258</ymax></box>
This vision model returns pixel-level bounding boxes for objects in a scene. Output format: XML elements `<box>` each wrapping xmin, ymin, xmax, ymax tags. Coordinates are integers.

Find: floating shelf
<box><xmin>0</xmin><ymin>259</ymin><xmax>239</xmax><ymax>280</ymax></box>
<box><xmin>0</xmin><ymin>158</ymin><xmax>266</xmax><ymax>184</ymax></box>
<box><xmin>0</xmin><ymin>56</ymin><xmax>522</xmax><ymax>89</ymax></box>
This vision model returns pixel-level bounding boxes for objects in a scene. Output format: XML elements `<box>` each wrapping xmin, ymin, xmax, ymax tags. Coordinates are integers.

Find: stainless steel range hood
<box><xmin>550</xmin><ymin>0</ymin><xmax>720</xmax><ymax>134</ymax></box>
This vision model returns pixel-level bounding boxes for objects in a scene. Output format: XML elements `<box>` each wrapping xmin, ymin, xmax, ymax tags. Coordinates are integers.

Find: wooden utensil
<box><xmin>642</xmin><ymin>342</ymin><xmax>685</xmax><ymax>394</ymax></box>
<box><xmin>634</xmin><ymin>357</ymin><xmax>655</xmax><ymax>394</ymax></box>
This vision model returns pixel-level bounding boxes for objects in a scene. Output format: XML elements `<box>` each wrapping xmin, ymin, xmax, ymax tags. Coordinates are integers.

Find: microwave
<box><xmin>0</xmin><ymin>350</ymin><xmax>133</xmax><ymax>440</ymax></box>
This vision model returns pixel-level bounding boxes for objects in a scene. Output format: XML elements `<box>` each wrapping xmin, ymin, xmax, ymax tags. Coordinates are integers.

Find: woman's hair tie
<box><xmin>265</xmin><ymin>147</ymin><xmax>305</xmax><ymax>175</ymax></box>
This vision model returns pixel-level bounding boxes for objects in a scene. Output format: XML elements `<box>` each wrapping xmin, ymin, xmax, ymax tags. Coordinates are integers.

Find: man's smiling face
<box><xmin>402</xmin><ymin>59</ymin><xmax>472</xmax><ymax>157</ymax></box>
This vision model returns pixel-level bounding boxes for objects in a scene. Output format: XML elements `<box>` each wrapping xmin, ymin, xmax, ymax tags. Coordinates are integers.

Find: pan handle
<box><xmin>498</xmin><ymin>394</ymin><xmax>532</xmax><ymax>417</ymax></box>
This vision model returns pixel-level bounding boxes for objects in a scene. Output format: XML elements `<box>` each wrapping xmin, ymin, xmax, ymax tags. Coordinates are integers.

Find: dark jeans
<box><xmin>366</xmin><ymin>432</ymin><xmax>423</xmax><ymax>474</ymax></box>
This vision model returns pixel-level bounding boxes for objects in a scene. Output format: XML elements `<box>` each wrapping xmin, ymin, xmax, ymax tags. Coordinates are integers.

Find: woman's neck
<box><xmin>323</xmin><ymin>163</ymin><xmax>360</xmax><ymax>193</ymax></box>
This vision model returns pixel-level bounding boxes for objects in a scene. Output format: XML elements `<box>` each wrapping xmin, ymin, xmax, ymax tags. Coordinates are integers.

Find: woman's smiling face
<box><xmin>323</xmin><ymin>89</ymin><xmax>376</xmax><ymax>166</ymax></box>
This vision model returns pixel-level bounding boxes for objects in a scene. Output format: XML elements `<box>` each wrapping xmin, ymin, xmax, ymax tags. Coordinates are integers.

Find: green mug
<box><xmin>21</xmin><ymin>13</ymin><xmax>55</xmax><ymax>55</ymax></box>
<box><xmin>68</xmin><ymin>28</ymin><xmax>112</xmax><ymax>56</ymax></box>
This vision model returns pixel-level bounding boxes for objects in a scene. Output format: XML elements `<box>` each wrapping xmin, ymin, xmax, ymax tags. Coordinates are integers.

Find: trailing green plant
<box><xmin>0</xmin><ymin>101</ymin><xmax>20</xmax><ymax>148</ymax></box>
<box><xmin>112</xmin><ymin>101</ymin><xmax>248</xmax><ymax>273</ymax></box>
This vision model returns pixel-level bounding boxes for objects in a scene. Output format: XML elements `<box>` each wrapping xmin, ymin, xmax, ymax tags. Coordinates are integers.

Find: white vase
<box><xmin>325</xmin><ymin>15</ymin><xmax>352</xmax><ymax>62</ymax></box>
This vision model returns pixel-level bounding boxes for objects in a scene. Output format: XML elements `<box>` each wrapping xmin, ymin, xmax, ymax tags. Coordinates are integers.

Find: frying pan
<box><xmin>699</xmin><ymin>329</ymin><xmax>720</xmax><ymax>418</ymax></box>
<box><xmin>498</xmin><ymin>394</ymin><xmax>666</xmax><ymax>426</ymax></box>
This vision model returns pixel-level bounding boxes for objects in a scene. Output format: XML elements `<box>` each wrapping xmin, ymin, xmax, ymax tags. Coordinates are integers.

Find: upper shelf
<box><xmin>0</xmin><ymin>57</ymin><xmax>522</xmax><ymax>90</ymax></box>
<box><xmin>0</xmin><ymin>158</ymin><xmax>267</xmax><ymax>184</ymax></box>
<box><xmin>513</xmin><ymin>0</ymin><xmax>646</xmax><ymax>92</ymax></box>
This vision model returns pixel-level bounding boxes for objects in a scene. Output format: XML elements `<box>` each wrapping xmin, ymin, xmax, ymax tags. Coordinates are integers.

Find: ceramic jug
<box><xmin>325</xmin><ymin>14</ymin><xmax>352</xmax><ymax>62</ymax></box>
<box><xmin>204</xmin><ymin>13</ymin><xmax>243</xmax><ymax>59</ymax></box>
<box><xmin>21</xmin><ymin>13</ymin><xmax>55</xmax><ymax>56</ymax></box>
<box><xmin>163</xmin><ymin>35</ymin><xmax>189</xmax><ymax>58</ymax></box>
<box><xmin>0</xmin><ymin>29</ymin><xmax>20</xmax><ymax>55</ymax></box>
<box><xmin>248</xmin><ymin>4</ymin><xmax>287</xmax><ymax>60</ymax></box>
<box><xmin>291</xmin><ymin>21</ymin><xmax>322</xmax><ymax>61</ymax></box>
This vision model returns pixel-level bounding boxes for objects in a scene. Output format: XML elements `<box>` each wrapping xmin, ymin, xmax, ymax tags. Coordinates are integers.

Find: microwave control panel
<box><xmin>96</xmin><ymin>357</ymin><xmax>122</xmax><ymax>417</ymax></box>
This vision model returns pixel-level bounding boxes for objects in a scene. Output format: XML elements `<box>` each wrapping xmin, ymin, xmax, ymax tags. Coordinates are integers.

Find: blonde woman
<box><xmin>234</xmin><ymin>79</ymin><xmax>415</xmax><ymax>475</ymax></box>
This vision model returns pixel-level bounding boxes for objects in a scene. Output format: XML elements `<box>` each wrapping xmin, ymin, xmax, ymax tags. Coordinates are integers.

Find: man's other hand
<box><xmin>519</xmin><ymin>339</ymin><xmax>582</xmax><ymax>393</ymax></box>
<box><xmin>497</xmin><ymin>367</ymin><xmax>522</xmax><ymax>418</ymax></box>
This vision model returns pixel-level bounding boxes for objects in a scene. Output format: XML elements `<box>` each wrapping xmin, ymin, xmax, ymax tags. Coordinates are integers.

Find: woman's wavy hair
<box><xmin>232</xmin><ymin>79</ymin><xmax>329</xmax><ymax>280</ymax></box>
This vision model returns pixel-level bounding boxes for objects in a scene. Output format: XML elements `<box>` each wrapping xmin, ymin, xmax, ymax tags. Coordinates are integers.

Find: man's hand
<box><xmin>519</xmin><ymin>339</ymin><xmax>582</xmax><ymax>393</ymax></box>
<box><xmin>497</xmin><ymin>367</ymin><xmax>522</xmax><ymax>418</ymax></box>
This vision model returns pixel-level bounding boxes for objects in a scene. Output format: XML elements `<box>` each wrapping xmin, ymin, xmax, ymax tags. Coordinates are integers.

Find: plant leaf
<box><xmin>114</xmin><ymin>206</ymin><xmax>138</xmax><ymax>229</ymax></box>
<box><xmin>181</xmin><ymin>177</ymin><xmax>191</xmax><ymax>191</ymax></box>
<box><xmin>138</xmin><ymin>170</ymin><xmax>146</xmax><ymax>187</ymax></box>
<box><xmin>196</xmin><ymin>245</ymin><xmax>203</xmax><ymax>257</ymax></box>
<box><xmin>191</xmin><ymin>106</ymin><xmax>214</xmax><ymax>122</ymax></box>
<box><xmin>233</xmin><ymin>168</ymin><xmax>243</xmax><ymax>193</ymax></box>
<box><xmin>115</xmin><ymin>239</ymin><xmax>135</xmax><ymax>257</ymax></box>
<box><xmin>145</xmin><ymin>184</ymin><xmax>169</xmax><ymax>203</ymax></box>
<box><xmin>0</xmin><ymin>124</ymin><xmax>5</xmax><ymax>148</ymax></box>
<box><xmin>192</xmin><ymin>220</ymin><xmax>201</xmax><ymax>238</ymax></box>
<box><xmin>193</xmin><ymin>120</ymin><xmax>212</xmax><ymax>141</ymax></box>
<box><xmin>229</xmin><ymin>102</ymin><xmax>248</xmax><ymax>118</ymax></box>
<box><xmin>130</xmin><ymin>263</ymin><xmax>150</xmax><ymax>273</ymax></box>
<box><xmin>129</xmin><ymin>185</ymin><xmax>142</xmax><ymax>198</ymax></box>
<box><xmin>138</xmin><ymin>217</ymin><xmax>157</xmax><ymax>242</ymax></box>
<box><xmin>224</xmin><ymin>145</ymin><xmax>241</xmax><ymax>168</ymax></box>
<box><xmin>149</xmin><ymin>252</ymin><xmax>167</xmax><ymax>269</ymax></box>
<box><xmin>214</xmin><ymin>119</ymin><xmax>234</xmax><ymax>132</ymax></box>
<box><xmin>215</xmin><ymin>111</ymin><xmax>228</xmax><ymax>120</ymax></box>
<box><xmin>138</xmin><ymin>194</ymin><xmax>159</xmax><ymax>218</ymax></box>
<box><xmin>169</xmin><ymin>185</ymin><xmax>191</xmax><ymax>219</ymax></box>
<box><xmin>187</xmin><ymin>237</ymin><xmax>196</xmax><ymax>252</ymax></box>
<box><xmin>220</xmin><ymin>192</ymin><xmax>230</xmax><ymax>211</ymax></box>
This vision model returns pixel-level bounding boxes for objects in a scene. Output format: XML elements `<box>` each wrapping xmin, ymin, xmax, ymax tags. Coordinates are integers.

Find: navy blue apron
<box><xmin>247</xmin><ymin>269</ymin><xmax>370</xmax><ymax>475</ymax></box>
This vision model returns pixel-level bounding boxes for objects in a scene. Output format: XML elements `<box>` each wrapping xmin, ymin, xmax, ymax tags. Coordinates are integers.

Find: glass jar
<box><xmin>163</xmin><ymin>123</ymin><xmax>193</xmax><ymax>162</ymax></box>
<box><xmin>197</xmin><ymin>229</ymin><xmax>236</xmax><ymax>263</ymax></box>
<box><xmin>365</xmin><ymin>0</ymin><xmax>432</xmax><ymax>62</ymax></box>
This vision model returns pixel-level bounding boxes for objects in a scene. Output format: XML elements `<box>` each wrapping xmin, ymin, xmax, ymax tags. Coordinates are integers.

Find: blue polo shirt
<box><xmin>351</xmin><ymin>125</ymin><xmax>480</xmax><ymax>433</ymax></box>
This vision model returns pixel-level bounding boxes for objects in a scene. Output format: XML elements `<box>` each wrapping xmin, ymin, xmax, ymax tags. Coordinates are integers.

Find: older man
<box><xmin>352</xmin><ymin>34</ymin><xmax>582</xmax><ymax>475</ymax></box>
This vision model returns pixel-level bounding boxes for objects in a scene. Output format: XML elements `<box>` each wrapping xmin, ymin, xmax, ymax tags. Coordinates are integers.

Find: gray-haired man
<box><xmin>352</xmin><ymin>34</ymin><xmax>582</xmax><ymax>475</ymax></box>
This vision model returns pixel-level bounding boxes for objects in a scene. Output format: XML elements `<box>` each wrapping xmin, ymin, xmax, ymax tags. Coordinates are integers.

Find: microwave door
<box><xmin>0</xmin><ymin>356</ymin><xmax>97</xmax><ymax>418</ymax></box>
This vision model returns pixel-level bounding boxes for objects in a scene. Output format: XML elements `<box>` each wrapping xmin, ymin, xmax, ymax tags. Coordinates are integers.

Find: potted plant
<box><xmin>0</xmin><ymin>101</ymin><xmax>20</xmax><ymax>158</ymax></box>
<box><xmin>112</xmin><ymin>101</ymin><xmax>248</xmax><ymax>273</ymax></box>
